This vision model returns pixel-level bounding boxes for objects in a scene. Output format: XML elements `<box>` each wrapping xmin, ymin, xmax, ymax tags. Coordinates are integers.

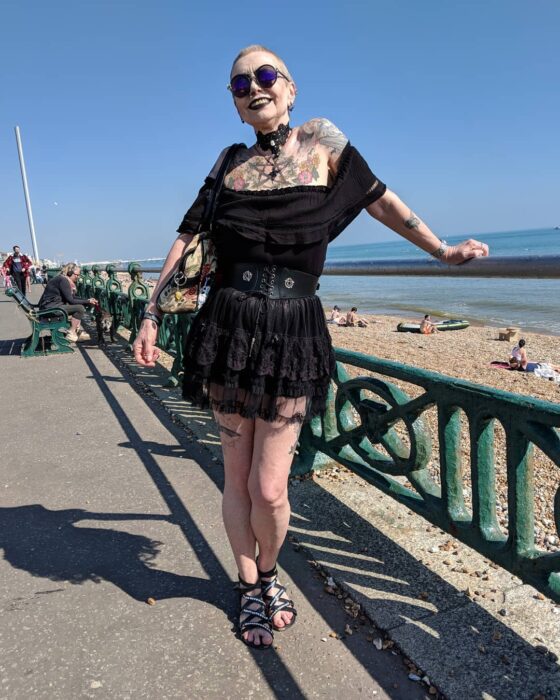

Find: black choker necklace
<box><xmin>256</xmin><ymin>123</ymin><xmax>291</xmax><ymax>159</ymax></box>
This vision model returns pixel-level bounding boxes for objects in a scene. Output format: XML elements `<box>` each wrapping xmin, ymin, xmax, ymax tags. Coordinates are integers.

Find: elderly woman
<box><xmin>133</xmin><ymin>44</ymin><xmax>489</xmax><ymax>649</ymax></box>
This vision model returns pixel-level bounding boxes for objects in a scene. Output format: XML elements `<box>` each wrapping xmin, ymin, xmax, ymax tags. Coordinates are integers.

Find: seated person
<box><xmin>345</xmin><ymin>307</ymin><xmax>369</xmax><ymax>328</ymax></box>
<box><xmin>419</xmin><ymin>314</ymin><xmax>437</xmax><ymax>335</ymax></box>
<box><xmin>327</xmin><ymin>305</ymin><xmax>341</xmax><ymax>324</ymax></box>
<box><xmin>38</xmin><ymin>263</ymin><xmax>97</xmax><ymax>342</ymax></box>
<box><xmin>509</xmin><ymin>338</ymin><xmax>528</xmax><ymax>370</ymax></box>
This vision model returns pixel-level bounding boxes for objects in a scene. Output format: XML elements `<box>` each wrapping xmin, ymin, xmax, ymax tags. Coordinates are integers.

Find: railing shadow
<box><xmin>287</xmin><ymin>479</ymin><xmax>560</xmax><ymax>698</ymax></box>
<box><xmin>77</xmin><ymin>346</ymin><xmax>308</xmax><ymax>700</ymax></box>
<box><xmin>0</xmin><ymin>505</ymin><xmax>219</xmax><ymax>604</ymax></box>
<box><xmin>0</xmin><ymin>337</ymin><xmax>26</xmax><ymax>355</ymax></box>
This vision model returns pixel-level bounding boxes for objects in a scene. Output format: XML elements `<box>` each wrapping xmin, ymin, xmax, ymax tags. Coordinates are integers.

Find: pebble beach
<box><xmin>327</xmin><ymin>312</ymin><xmax>560</xmax><ymax>552</ymax></box>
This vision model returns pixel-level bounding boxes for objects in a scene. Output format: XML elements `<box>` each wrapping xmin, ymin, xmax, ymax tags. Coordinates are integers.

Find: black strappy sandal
<box><xmin>237</xmin><ymin>577</ymin><xmax>274</xmax><ymax>650</ymax></box>
<box><xmin>258</xmin><ymin>563</ymin><xmax>298</xmax><ymax>632</ymax></box>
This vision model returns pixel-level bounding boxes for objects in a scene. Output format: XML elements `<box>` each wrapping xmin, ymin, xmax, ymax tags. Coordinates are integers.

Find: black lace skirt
<box><xmin>182</xmin><ymin>287</ymin><xmax>335</xmax><ymax>423</ymax></box>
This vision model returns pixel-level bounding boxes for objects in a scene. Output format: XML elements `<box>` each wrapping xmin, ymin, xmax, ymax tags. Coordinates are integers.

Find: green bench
<box><xmin>5</xmin><ymin>287</ymin><xmax>74</xmax><ymax>357</ymax></box>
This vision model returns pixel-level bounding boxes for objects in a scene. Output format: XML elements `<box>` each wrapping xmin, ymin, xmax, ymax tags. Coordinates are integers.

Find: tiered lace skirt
<box><xmin>182</xmin><ymin>287</ymin><xmax>335</xmax><ymax>423</ymax></box>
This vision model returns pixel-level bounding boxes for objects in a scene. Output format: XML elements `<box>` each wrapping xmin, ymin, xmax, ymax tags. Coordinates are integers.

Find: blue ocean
<box><xmin>126</xmin><ymin>227</ymin><xmax>560</xmax><ymax>335</ymax></box>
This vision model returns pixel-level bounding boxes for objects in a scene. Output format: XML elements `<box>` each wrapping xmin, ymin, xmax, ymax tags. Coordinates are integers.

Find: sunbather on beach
<box><xmin>327</xmin><ymin>305</ymin><xmax>341</xmax><ymax>324</ymax></box>
<box><xmin>420</xmin><ymin>314</ymin><xmax>437</xmax><ymax>334</ymax></box>
<box><xmin>345</xmin><ymin>307</ymin><xmax>368</xmax><ymax>327</ymax></box>
<box><xmin>509</xmin><ymin>339</ymin><xmax>528</xmax><ymax>370</ymax></box>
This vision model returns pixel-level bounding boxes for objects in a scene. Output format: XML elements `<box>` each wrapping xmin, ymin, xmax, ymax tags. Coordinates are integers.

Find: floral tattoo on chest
<box><xmin>224</xmin><ymin>119</ymin><xmax>348</xmax><ymax>191</ymax></box>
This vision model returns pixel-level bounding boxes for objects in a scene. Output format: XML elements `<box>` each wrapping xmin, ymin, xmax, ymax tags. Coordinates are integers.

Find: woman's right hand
<box><xmin>132</xmin><ymin>319</ymin><xmax>161</xmax><ymax>367</ymax></box>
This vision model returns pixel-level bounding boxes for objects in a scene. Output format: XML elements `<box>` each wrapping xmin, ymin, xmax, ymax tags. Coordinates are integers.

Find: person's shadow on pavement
<box><xmin>0</xmin><ymin>504</ymin><xmax>227</xmax><ymax>607</ymax></box>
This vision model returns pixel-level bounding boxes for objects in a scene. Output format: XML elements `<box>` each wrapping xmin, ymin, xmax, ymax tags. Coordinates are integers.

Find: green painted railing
<box><xmin>77</xmin><ymin>263</ymin><xmax>560</xmax><ymax>601</ymax></box>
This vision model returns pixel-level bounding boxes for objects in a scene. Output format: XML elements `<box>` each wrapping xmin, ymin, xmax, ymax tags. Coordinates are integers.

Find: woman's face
<box><xmin>230</xmin><ymin>50</ymin><xmax>295</xmax><ymax>132</ymax></box>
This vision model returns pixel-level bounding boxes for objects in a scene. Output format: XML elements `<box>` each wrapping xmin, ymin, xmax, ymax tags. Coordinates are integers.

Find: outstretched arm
<box><xmin>367</xmin><ymin>189</ymin><xmax>489</xmax><ymax>264</ymax></box>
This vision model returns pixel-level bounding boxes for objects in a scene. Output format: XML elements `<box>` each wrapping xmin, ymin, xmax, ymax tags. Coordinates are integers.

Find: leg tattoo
<box><xmin>218</xmin><ymin>424</ymin><xmax>242</xmax><ymax>438</ymax></box>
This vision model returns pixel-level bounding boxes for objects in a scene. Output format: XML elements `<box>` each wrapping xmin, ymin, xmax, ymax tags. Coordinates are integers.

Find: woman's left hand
<box><xmin>441</xmin><ymin>239</ymin><xmax>489</xmax><ymax>265</ymax></box>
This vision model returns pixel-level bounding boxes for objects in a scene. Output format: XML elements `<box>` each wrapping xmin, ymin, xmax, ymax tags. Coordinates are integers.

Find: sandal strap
<box><xmin>241</xmin><ymin>609</ymin><xmax>270</xmax><ymax>624</ymax></box>
<box><xmin>240</xmin><ymin>593</ymin><xmax>263</xmax><ymax>604</ymax></box>
<box><xmin>238</xmin><ymin>576</ymin><xmax>273</xmax><ymax>626</ymax></box>
<box><xmin>261</xmin><ymin>579</ymin><xmax>295</xmax><ymax>614</ymax></box>
<box><xmin>257</xmin><ymin>561</ymin><xmax>278</xmax><ymax>579</ymax></box>
<box><xmin>237</xmin><ymin>576</ymin><xmax>261</xmax><ymax>591</ymax></box>
<box><xmin>240</xmin><ymin>620</ymin><xmax>273</xmax><ymax>637</ymax></box>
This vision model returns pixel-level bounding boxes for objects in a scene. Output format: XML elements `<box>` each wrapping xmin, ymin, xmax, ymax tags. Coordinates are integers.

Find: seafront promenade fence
<box><xmin>74</xmin><ymin>256</ymin><xmax>560</xmax><ymax>603</ymax></box>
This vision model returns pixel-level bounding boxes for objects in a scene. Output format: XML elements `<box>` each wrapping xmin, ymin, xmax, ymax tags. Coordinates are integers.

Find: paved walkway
<box><xmin>0</xmin><ymin>289</ymin><xmax>425</xmax><ymax>699</ymax></box>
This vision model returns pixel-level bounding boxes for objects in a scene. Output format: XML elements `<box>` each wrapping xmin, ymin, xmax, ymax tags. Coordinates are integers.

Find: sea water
<box><xmin>320</xmin><ymin>228</ymin><xmax>560</xmax><ymax>334</ymax></box>
<box><xmin>126</xmin><ymin>227</ymin><xmax>560</xmax><ymax>335</ymax></box>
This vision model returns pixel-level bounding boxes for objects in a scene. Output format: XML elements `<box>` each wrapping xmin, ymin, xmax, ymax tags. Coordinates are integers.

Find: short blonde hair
<box><xmin>231</xmin><ymin>45</ymin><xmax>294</xmax><ymax>82</ymax></box>
<box><xmin>60</xmin><ymin>262</ymin><xmax>79</xmax><ymax>277</ymax></box>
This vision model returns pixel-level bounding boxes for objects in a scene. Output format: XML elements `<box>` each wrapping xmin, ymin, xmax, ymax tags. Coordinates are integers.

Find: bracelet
<box><xmin>142</xmin><ymin>311</ymin><xmax>162</xmax><ymax>327</ymax></box>
<box><xmin>430</xmin><ymin>240</ymin><xmax>448</xmax><ymax>259</ymax></box>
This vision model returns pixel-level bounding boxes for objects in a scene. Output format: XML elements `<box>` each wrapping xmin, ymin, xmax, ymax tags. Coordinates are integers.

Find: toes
<box><xmin>272</xmin><ymin>611</ymin><xmax>292</xmax><ymax>628</ymax></box>
<box><xmin>243</xmin><ymin>629</ymin><xmax>271</xmax><ymax>646</ymax></box>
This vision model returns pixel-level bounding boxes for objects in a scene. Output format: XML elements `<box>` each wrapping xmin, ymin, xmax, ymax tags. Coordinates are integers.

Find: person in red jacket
<box><xmin>2</xmin><ymin>245</ymin><xmax>32</xmax><ymax>295</ymax></box>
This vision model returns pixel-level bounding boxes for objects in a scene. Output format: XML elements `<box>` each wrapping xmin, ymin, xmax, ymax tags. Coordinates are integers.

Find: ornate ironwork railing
<box><xmin>296</xmin><ymin>351</ymin><xmax>560</xmax><ymax>600</ymax></box>
<box><xmin>75</xmin><ymin>262</ymin><xmax>560</xmax><ymax>601</ymax></box>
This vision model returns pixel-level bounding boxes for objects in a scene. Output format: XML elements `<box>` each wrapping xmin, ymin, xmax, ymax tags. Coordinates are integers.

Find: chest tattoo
<box><xmin>225</xmin><ymin>146</ymin><xmax>325</xmax><ymax>191</ymax></box>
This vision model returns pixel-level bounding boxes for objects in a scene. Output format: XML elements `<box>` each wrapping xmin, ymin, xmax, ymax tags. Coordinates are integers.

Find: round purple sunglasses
<box><xmin>228</xmin><ymin>64</ymin><xmax>290</xmax><ymax>99</ymax></box>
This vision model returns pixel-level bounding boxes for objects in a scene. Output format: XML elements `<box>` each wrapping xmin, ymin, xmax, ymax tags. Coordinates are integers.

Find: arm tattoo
<box><xmin>404</xmin><ymin>211</ymin><xmax>421</xmax><ymax>230</ymax></box>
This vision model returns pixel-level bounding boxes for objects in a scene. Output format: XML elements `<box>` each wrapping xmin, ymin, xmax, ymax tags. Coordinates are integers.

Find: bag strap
<box><xmin>199</xmin><ymin>143</ymin><xmax>245</xmax><ymax>233</ymax></box>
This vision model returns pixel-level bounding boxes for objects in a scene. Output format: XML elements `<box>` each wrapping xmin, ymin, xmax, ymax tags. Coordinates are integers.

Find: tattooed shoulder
<box><xmin>299</xmin><ymin>118</ymin><xmax>348</xmax><ymax>157</ymax></box>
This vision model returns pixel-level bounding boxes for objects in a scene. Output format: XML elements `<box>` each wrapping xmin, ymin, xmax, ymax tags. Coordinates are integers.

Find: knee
<box><xmin>248</xmin><ymin>478</ymin><xmax>288</xmax><ymax>510</ymax></box>
<box><xmin>73</xmin><ymin>305</ymin><xmax>86</xmax><ymax>320</ymax></box>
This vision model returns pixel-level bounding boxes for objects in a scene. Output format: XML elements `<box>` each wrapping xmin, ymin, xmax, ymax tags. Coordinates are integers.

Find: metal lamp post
<box><xmin>14</xmin><ymin>126</ymin><xmax>40</xmax><ymax>262</ymax></box>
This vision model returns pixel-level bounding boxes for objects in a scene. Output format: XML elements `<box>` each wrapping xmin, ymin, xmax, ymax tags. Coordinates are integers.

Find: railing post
<box><xmin>506</xmin><ymin>427</ymin><xmax>535</xmax><ymax>562</ymax></box>
<box><xmin>127</xmin><ymin>262</ymin><xmax>149</xmax><ymax>347</ymax></box>
<box><xmin>81</xmin><ymin>266</ymin><xmax>94</xmax><ymax>299</ymax></box>
<box><xmin>439</xmin><ymin>405</ymin><xmax>470</xmax><ymax>528</ymax></box>
<box><xmin>105</xmin><ymin>264</ymin><xmax>123</xmax><ymax>325</ymax></box>
<box><xmin>471</xmin><ymin>415</ymin><xmax>506</xmax><ymax>544</ymax></box>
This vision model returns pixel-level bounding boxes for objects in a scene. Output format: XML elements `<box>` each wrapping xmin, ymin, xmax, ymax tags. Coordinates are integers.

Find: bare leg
<box><xmin>249</xmin><ymin>407</ymin><xmax>303</xmax><ymax>629</ymax></box>
<box><xmin>216</xmin><ymin>412</ymin><xmax>257</xmax><ymax>581</ymax></box>
<box><xmin>216</xmin><ymin>411</ymin><xmax>272</xmax><ymax>647</ymax></box>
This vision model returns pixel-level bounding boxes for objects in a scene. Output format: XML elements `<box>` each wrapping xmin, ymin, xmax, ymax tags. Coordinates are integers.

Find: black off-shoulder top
<box><xmin>177</xmin><ymin>143</ymin><xmax>386</xmax><ymax>277</ymax></box>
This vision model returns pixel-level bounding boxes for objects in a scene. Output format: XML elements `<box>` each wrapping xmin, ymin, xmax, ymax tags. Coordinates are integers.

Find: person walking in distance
<box><xmin>2</xmin><ymin>245</ymin><xmax>32</xmax><ymax>295</ymax></box>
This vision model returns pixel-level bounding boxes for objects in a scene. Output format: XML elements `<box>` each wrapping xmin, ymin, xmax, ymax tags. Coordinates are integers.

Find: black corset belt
<box><xmin>222</xmin><ymin>263</ymin><xmax>319</xmax><ymax>299</ymax></box>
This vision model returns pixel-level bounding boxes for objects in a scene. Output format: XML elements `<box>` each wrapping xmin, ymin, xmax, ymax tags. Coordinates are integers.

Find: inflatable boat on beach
<box><xmin>397</xmin><ymin>319</ymin><xmax>470</xmax><ymax>333</ymax></box>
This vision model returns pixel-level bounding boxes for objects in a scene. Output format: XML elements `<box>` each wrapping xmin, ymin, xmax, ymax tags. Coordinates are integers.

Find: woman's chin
<box><xmin>244</xmin><ymin>109</ymin><xmax>288</xmax><ymax>131</ymax></box>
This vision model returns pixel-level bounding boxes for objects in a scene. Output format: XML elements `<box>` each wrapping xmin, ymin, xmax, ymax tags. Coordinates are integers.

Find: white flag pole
<box><xmin>14</xmin><ymin>125</ymin><xmax>40</xmax><ymax>262</ymax></box>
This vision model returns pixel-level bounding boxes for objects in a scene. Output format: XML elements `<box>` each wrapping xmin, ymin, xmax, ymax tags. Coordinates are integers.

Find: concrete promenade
<box><xmin>1</xmin><ymin>287</ymin><xmax>560</xmax><ymax>700</ymax></box>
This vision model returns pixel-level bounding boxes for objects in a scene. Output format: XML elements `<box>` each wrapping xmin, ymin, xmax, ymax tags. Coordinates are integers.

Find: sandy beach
<box><xmin>327</xmin><ymin>312</ymin><xmax>560</xmax><ymax>553</ymax></box>
<box><xmin>327</xmin><ymin>312</ymin><xmax>560</xmax><ymax>404</ymax></box>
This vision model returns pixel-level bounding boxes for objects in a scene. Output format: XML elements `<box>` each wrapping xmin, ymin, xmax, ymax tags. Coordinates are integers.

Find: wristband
<box><xmin>142</xmin><ymin>311</ymin><xmax>162</xmax><ymax>327</ymax></box>
<box><xmin>430</xmin><ymin>240</ymin><xmax>448</xmax><ymax>259</ymax></box>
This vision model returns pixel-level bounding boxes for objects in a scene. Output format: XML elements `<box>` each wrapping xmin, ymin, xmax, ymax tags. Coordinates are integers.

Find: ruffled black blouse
<box><xmin>177</xmin><ymin>143</ymin><xmax>386</xmax><ymax>277</ymax></box>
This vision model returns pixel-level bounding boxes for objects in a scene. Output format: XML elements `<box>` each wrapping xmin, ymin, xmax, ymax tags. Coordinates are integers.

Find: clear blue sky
<box><xmin>1</xmin><ymin>0</ymin><xmax>559</xmax><ymax>262</ymax></box>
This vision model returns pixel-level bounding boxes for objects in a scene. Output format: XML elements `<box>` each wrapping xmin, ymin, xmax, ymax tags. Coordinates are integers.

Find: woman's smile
<box><xmin>248</xmin><ymin>97</ymin><xmax>273</xmax><ymax>110</ymax></box>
